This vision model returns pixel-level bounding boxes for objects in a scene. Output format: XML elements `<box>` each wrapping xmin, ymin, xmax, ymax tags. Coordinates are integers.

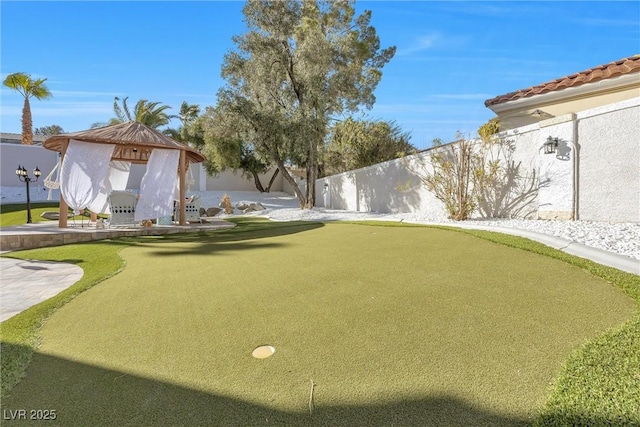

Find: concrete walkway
<box><xmin>0</xmin><ymin>258</ymin><xmax>83</xmax><ymax>322</ymax></box>
<box><xmin>0</xmin><ymin>219</ymin><xmax>236</xmax><ymax>252</ymax></box>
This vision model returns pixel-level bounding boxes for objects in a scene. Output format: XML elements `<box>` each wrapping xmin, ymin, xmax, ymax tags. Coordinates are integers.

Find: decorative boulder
<box><xmin>236</xmin><ymin>201</ymin><xmax>252</xmax><ymax>211</ymax></box>
<box><xmin>206</xmin><ymin>207</ymin><xmax>222</xmax><ymax>217</ymax></box>
<box><xmin>236</xmin><ymin>201</ymin><xmax>266</xmax><ymax>212</ymax></box>
<box><xmin>242</xmin><ymin>203</ymin><xmax>266</xmax><ymax>213</ymax></box>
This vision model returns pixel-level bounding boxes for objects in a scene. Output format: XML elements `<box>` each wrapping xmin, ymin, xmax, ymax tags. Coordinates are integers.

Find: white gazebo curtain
<box><xmin>60</xmin><ymin>140</ymin><xmax>182</xmax><ymax>220</ymax></box>
<box><xmin>60</xmin><ymin>140</ymin><xmax>116</xmax><ymax>215</ymax></box>
<box><xmin>134</xmin><ymin>149</ymin><xmax>180</xmax><ymax>221</ymax></box>
<box><xmin>88</xmin><ymin>160</ymin><xmax>131</xmax><ymax>214</ymax></box>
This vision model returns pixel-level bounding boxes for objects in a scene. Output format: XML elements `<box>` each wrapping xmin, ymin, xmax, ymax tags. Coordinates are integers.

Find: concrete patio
<box><xmin>0</xmin><ymin>219</ymin><xmax>236</xmax><ymax>252</ymax></box>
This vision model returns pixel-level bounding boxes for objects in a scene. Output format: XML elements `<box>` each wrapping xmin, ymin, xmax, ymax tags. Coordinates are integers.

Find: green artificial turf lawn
<box><xmin>0</xmin><ymin>202</ymin><xmax>60</xmax><ymax>227</ymax></box>
<box><xmin>1</xmin><ymin>220</ymin><xmax>638</xmax><ymax>426</ymax></box>
<box><xmin>0</xmin><ymin>202</ymin><xmax>96</xmax><ymax>227</ymax></box>
<box><xmin>0</xmin><ymin>241</ymin><xmax>130</xmax><ymax>400</ymax></box>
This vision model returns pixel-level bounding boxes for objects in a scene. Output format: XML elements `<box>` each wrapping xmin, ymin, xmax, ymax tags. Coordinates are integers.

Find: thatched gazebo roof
<box><xmin>42</xmin><ymin>121</ymin><xmax>206</xmax><ymax>227</ymax></box>
<box><xmin>42</xmin><ymin>121</ymin><xmax>205</xmax><ymax>164</ymax></box>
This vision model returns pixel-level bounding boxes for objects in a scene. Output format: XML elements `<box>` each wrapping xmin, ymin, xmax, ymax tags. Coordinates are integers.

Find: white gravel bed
<box><xmin>201</xmin><ymin>191</ymin><xmax>639</xmax><ymax>261</ymax></box>
<box><xmin>257</xmin><ymin>208</ymin><xmax>639</xmax><ymax>261</ymax></box>
<box><xmin>3</xmin><ymin>187</ymin><xmax>638</xmax><ymax>261</ymax></box>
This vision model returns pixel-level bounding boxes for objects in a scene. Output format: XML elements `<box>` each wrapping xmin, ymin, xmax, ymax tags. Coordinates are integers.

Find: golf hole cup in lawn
<box><xmin>252</xmin><ymin>345</ymin><xmax>276</xmax><ymax>359</ymax></box>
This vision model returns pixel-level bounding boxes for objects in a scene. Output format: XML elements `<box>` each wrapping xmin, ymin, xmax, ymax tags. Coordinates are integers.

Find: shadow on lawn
<box><xmin>135</xmin><ymin>219</ymin><xmax>325</xmax><ymax>257</ymax></box>
<box><xmin>1</xmin><ymin>343</ymin><xmax>535</xmax><ymax>427</ymax></box>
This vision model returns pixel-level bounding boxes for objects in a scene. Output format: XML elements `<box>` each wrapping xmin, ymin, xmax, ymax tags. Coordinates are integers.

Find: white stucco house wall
<box><xmin>484</xmin><ymin>55</ymin><xmax>639</xmax><ymax>222</ymax></box>
<box><xmin>317</xmin><ymin>55</ymin><xmax>640</xmax><ymax>223</ymax></box>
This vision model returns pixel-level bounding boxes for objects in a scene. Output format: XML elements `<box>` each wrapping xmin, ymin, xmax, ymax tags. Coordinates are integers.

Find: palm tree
<box><xmin>168</xmin><ymin>101</ymin><xmax>201</xmax><ymax>143</ymax></box>
<box><xmin>178</xmin><ymin>101</ymin><xmax>200</xmax><ymax>128</ymax></box>
<box><xmin>161</xmin><ymin>101</ymin><xmax>201</xmax><ymax>143</ymax></box>
<box><xmin>3</xmin><ymin>72</ymin><xmax>52</xmax><ymax>144</ymax></box>
<box><xmin>92</xmin><ymin>96</ymin><xmax>175</xmax><ymax>129</ymax></box>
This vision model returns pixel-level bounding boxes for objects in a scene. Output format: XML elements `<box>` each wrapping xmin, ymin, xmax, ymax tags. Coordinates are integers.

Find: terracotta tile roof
<box><xmin>485</xmin><ymin>55</ymin><xmax>640</xmax><ymax>107</ymax></box>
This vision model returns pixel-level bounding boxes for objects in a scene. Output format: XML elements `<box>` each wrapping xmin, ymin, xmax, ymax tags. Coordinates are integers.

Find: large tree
<box><xmin>200</xmin><ymin>105</ymin><xmax>279</xmax><ymax>192</ymax></box>
<box><xmin>323</xmin><ymin>117</ymin><xmax>415</xmax><ymax>176</ymax></box>
<box><xmin>3</xmin><ymin>72</ymin><xmax>52</xmax><ymax>145</ymax></box>
<box><xmin>217</xmin><ymin>0</ymin><xmax>395</xmax><ymax>208</ymax></box>
<box><xmin>92</xmin><ymin>96</ymin><xmax>174</xmax><ymax>129</ymax></box>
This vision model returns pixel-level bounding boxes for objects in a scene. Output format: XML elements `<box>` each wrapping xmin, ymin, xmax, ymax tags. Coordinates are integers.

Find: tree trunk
<box><xmin>274</xmin><ymin>158</ymin><xmax>306</xmax><ymax>207</ymax></box>
<box><xmin>304</xmin><ymin>165</ymin><xmax>316</xmax><ymax>209</ymax></box>
<box><xmin>265</xmin><ymin>168</ymin><xmax>280</xmax><ymax>192</ymax></box>
<box><xmin>22</xmin><ymin>98</ymin><xmax>33</xmax><ymax>145</ymax></box>
<box><xmin>251</xmin><ymin>171</ymin><xmax>266</xmax><ymax>192</ymax></box>
<box><xmin>303</xmin><ymin>135</ymin><xmax>318</xmax><ymax>209</ymax></box>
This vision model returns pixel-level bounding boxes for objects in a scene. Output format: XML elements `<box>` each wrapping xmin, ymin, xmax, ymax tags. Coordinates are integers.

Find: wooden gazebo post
<box><xmin>59</xmin><ymin>141</ymin><xmax>69</xmax><ymax>228</ymax></box>
<box><xmin>179</xmin><ymin>149</ymin><xmax>186</xmax><ymax>225</ymax></box>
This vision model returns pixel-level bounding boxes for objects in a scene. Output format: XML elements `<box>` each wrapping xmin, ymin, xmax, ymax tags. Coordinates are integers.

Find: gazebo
<box><xmin>42</xmin><ymin>121</ymin><xmax>206</xmax><ymax>227</ymax></box>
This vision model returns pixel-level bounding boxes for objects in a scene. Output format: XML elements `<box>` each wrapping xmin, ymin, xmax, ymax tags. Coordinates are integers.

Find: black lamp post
<box><xmin>15</xmin><ymin>165</ymin><xmax>41</xmax><ymax>224</ymax></box>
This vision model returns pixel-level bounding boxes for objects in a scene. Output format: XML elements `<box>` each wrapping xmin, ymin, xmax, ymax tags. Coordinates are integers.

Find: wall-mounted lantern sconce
<box><xmin>543</xmin><ymin>136</ymin><xmax>559</xmax><ymax>154</ymax></box>
<box><xmin>15</xmin><ymin>165</ymin><xmax>41</xmax><ymax>223</ymax></box>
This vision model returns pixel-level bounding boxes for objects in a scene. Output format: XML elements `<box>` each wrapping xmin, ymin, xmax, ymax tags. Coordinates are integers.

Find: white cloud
<box><xmin>568</xmin><ymin>17</ymin><xmax>640</xmax><ymax>27</ymax></box>
<box><xmin>52</xmin><ymin>90</ymin><xmax>122</xmax><ymax>98</ymax></box>
<box><xmin>372</xmin><ymin>102</ymin><xmax>487</xmax><ymax>116</ymax></box>
<box><xmin>32</xmin><ymin>102</ymin><xmax>114</xmax><ymax>116</ymax></box>
<box><xmin>403</xmin><ymin>119</ymin><xmax>485</xmax><ymax>125</ymax></box>
<box><xmin>171</xmin><ymin>93</ymin><xmax>217</xmax><ymax>99</ymax></box>
<box><xmin>428</xmin><ymin>94</ymin><xmax>494</xmax><ymax>100</ymax></box>
<box><xmin>397</xmin><ymin>33</ymin><xmax>442</xmax><ymax>56</ymax></box>
<box><xmin>372</xmin><ymin>103</ymin><xmax>446</xmax><ymax>114</ymax></box>
<box><xmin>0</xmin><ymin>101</ymin><xmax>114</xmax><ymax>118</ymax></box>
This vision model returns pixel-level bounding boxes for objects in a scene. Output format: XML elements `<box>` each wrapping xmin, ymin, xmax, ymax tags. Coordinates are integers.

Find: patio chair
<box><xmin>107</xmin><ymin>191</ymin><xmax>138</xmax><ymax>227</ymax></box>
<box><xmin>174</xmin><ymin>195</ymin><xmax>202</xmax><ymax>223</ymax></box>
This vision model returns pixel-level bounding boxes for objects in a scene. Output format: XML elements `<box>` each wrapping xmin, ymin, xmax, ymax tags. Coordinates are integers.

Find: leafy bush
<box><xmin>221</xmin><ymin>194</ymin><xmax>233</xmax><ymax>214</ymax></box>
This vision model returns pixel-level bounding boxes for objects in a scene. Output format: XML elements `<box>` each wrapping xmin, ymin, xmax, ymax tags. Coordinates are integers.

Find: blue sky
<box><xmin>1</xmin><ymin>1</ymin><xmax>638</xmax><ymax>150</ymax></box>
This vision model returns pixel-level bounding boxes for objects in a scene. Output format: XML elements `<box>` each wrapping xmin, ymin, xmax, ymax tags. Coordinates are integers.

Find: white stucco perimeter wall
<box><xmin>484</xmin><ymin>125</ymin><xmax>540</xmax><ymax>219</ymax></box>
<box><xmin>316</xmin><ymin>152</ymin><xmax>450</xmax><ymax>221</ymax></box>
<box><xmin>0</xmin><ymin>143</ymin><xmax>59</xmax><ymax>188</ymax></box>
<box><xmin>0</xmin><ymin>143</ymin><xmax>61</xmax><ymax>202</ymax></box>
<box><xmin>316</xmin><ymin>134</ymin><xmax>542</xmax><ymax>220</ymax></box>
<box><xmin>204</xmin><ymin>166</ymin><xmax>283</xmax><ymax>192</ymax></box>
<box><xmin>315</xmin><ymin>97</ymin><xmax>639</xmax><ymax>223</ymax></box>
<box><xmin>577</xmin><ymin>98</ymin><xmax>640</xmax><ymax>222</ymax></box>
<box><xmin>0</xmin><ymin>144</ymin><xmax>286</xmax><ymax>195</ymax></box>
